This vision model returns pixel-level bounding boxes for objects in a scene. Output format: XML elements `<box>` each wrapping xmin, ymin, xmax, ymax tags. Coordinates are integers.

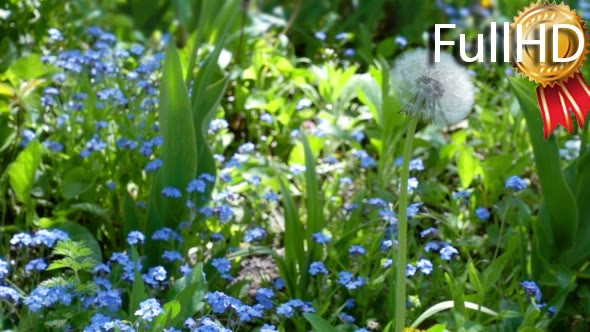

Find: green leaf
<box><xmin>129</xmin><ymin>247</ymin><xmax>148</xmax><ymax>318</ymax></box>
<box><xmin>277</xmin><ymin>173</ymin><xmax>306</xmax><ymax>298</ymax></box>
<box><xmin>302</xmin><ymin>133</ymin><xmax>324</xmax><ymax>263</ymax></box>
<box><xmin>467</xmin><ymin>261</ymin><xmax>484</xmax><ymax>298</ymax></box>
<box><xmin>61</xmin><ymin>167</ymin><xmax>97</xmax><ymax>199</ymax></box>
<box><xmin>482</xmin><ymin>245</ymin><xmax>515</xmax><ymax>292</ymax></box>
<box><xmin>509</xmin><ymin>77</ymin><xmax>578</xmax><ymax>251</ymax></box>
<box><xmin>8</xmin><ymin>140</ymin><xmax>42</xmax><ymax>203</ymax></box>
<box><xmin>152</xmin><ymin>300</ymin><xmax>181</xmax><ymax>331</ymax></box>
<box><xmin>185</xmin><ymin>1</ymin><xmax>235</xmax><ymax>210</ymax></box>
<box><xmin>122</xmin><ymin>191</ymin><xmax>141</xmax><ymax>236</ymax></box>
<box><xmin>41</xmin><ymin>221</ymin><xmax>103</xmax><ymax>262</ymax></box>
<box><xmin>166</xmin><ymin>263</ymin><xmax>206</xmax><ymax>325</ymax></box>
<box><xmin>303</xmin><ymin>313</ymin><xmax>338</xmax><ymax>332</ymax></box>
<box><xmin>53</xmin><ymin>203</ymin><xmax>112</xmax><ymax>229</ymax></box>
<box><xmin>427</xmin><ymin>324</ymin><xmax>447</xmax><ymax>332</ymax></box>
<box><xmin>457</xmin><ymin>146</ymin><xmax>479</xmax><ymax>188</ymax></box>
<box><xmin>6</xmin><ymin>54</ymin><xmax>49</xmax><ymax>80</ymax></box>
<box><xmin>562</xmin><ymin>149</ymin><xmax>590</xmax><ymax>266</ymax></box>
<box><xmin>0</xmin><ymin>116</ymin><xmax>16</xmax><ymax>152</ymax></box>
<box><xmin>191</xmin><ymin>77</ymin><xmax>228</xmax><ymax>208</ymax></box>
<box><xmin>158</xmin><ymin>41</ymin><xmax>198</xmax><ymax>227</ymax></box>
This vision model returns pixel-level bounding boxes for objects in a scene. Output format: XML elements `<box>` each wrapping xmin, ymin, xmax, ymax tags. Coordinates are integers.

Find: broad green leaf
<box><xmin>277</xmin><ymin>173</ymin><xmax>306</xmax><ymax>298</ymax></box>
<box><xmin>0</xmin><ymin>116</ymin><xmax>16</xmax><ymax>152</ymax></box>
<box><xmin>509</xmin><ymin>77</ymin><xmax>577</xmax><ymax>251</ymax></box>
<box><xmin>38</xmin><ymin>220</ymin><xmax>103</xmax><ymax>262</ymax></box>
<box><xmin>6</xmin><ymin>54</ymin><xmax>49</xmax><ymax>80</ymax></box>
<box><xmin>54</xmin><ymin>202</ymin><xmax>111</xmax><ymax>224</ymax></box>
<box><xmin>457</xmin><ymin>146</ymin><xmax>479</xmax><ymax>188</ymax></box>
<box><xmin>152</xmin><ymin>300</ymin><xmax>181</xmax><ymax>331</ymax></box>
<box><xmin>129</xmin><ymin>247</ymin><xmax>148</xmax><ymax>318</ymax></box>
<box><xmin>482</xmin><ymin>244</ymin><xmax>515</xmax><ymax>292</ymax></box>
<box><xmin>302</xmin><ymin>133</ymin><xmax>324</xmax><ymax>263</ymax></box>
<box><xmin>166</xmin><ymin>263</ymin><xmax>206</xmax><ymax>325</ymax></box>
<box><xmin>562</xmin><ymin>149</ymin><xmax>590</xmax><ymax>266</ymax></box>
<box><xmin>62</xmin><ymin>167</ymin><xmax>97</xmax><ymax>199</ymax></box>
<box><xmin>427</xmin><ymin>324</ymin><xmax>447</xmax><ymax>332</ymax></box>
<box><xmin>158</xmin><ymin>41</ymin><xmax>197</xmax><ymax>227</ymax></box>
<box><xmin>0</xmin><ymin>83</ymin><xmax>14</xmax><ymax>97</ymax></box>
<box><xmin>122</xmin><ymin>191</ymin><xmax>141</xmax><ymax>236</ymax></box>
<box><xmin>191</xmin><ymin>77</ymin><xmax>229</xmax><ymax>208</ymax></box>
<box><xmin>146</xmin><ymin>172</ymin><xmax>164</xmax><ymax>266</ymax></box>
<box><xmin>8</xmin><ymin>140</ymin><xmax>42</xmax><ymax>203</ymax></box>
<box><xmin>303</xmin><ymin>313</ymin><xmax>338</xmax><ymax>332</ymax></box>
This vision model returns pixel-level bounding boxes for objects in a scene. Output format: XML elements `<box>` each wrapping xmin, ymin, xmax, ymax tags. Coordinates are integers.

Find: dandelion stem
<box><xmin>395</xmin><ymin>115</ymin><xmax>419</xmax><ymax>332</ymax></box>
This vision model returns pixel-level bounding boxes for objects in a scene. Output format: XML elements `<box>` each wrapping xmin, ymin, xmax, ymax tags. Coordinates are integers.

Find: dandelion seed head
<box><xmin>392</xmin><ymin>48</ymin><xmax>475</xmax><ymax>126</ymax></box>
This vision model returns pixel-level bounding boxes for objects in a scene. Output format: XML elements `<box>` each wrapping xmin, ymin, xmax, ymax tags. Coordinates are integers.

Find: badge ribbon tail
<box><xmin>536</xmin><ymin>73</ymin><xmax>590</xmax><ymax>138</ymax></box>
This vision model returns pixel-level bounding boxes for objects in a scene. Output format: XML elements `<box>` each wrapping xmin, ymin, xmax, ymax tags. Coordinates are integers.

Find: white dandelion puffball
<box><xmin>391</xmin><ymin>48</ymin><xmax>475</xmax><ymax>126</ymax></box>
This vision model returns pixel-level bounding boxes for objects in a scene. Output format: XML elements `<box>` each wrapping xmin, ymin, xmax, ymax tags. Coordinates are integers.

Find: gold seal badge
<box><xmin>512</xmin><ymin>1</ymin><xmax>590</xmax><ymax>87</ymax></box>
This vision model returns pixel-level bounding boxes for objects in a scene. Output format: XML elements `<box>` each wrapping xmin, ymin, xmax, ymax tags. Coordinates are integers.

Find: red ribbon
<box><xmin>536</xmin><ymin>73</ymin><xmax>590</xmax><ymax>138</ymax></box>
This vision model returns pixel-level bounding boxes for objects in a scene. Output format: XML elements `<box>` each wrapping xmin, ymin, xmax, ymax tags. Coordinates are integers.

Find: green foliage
<box><xmin>8</xmin><ymin>139</ymin><xmax>41</xmax><ymax>203</ymax></box>
<box><xmin>509</xmin><ymin>76</ymin><xmax>590</xmax><ymax>327</ymax></box>
<box><xmin>154</xmin><ymin>41</ymin><xmax>197</xmax><ymax>226</ymax></box>
<box><xmin>4</xmin><ymin>0</ymin><xmax>590</xmax><ymax>331</ymax></box>
<box><xmin>47</xmin><ymin>240</ymin><xmax>98</xmax><ymax>273</ymax></box>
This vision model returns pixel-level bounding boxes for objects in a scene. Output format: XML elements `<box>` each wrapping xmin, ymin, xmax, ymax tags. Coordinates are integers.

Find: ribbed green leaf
<box><xmin>191</xmin><ymin>77</ymin><xmax>229</xmax><ymax>208</ymax></box>
<box><xmin>563</xmin><ymin>149</ymin><xmax>590</xmax><ymax>266</ymax></box>
<box><xmin>146</xmin><ymin>172</ymin><xmax>164</xmax><ymax>266</ymax></box>
<box><xmin>186</xmin><ymin>1</ymin><xmax>236</xmax><ymax>208</ymax></box>
<box><xmin>303</xmin><ymin>313</ymin><xmax>337</xmax><ymax>332</ymax></box>
<box><xmin>166</xmin><ymin>263</ymin><xmax>206</xmax><ymax>326</ymax></box>
<box><xmin>509</xmin><ymin>77</ymin><xmax>577</xmax><ymax>251</ymax></box>
<box><xmin>129</xmin><ymin>247</ymin><xmax>147</xmax><ymax>318</ymax></box>
<box><xmin>122</xmin><ymin>190</ymin><xmax>140</xmax><ymax>236</ymax></box>
<box><xmin>8</xmin><ymin>139</ymin><xmax>41</xmax><ymax>203</ymax></box>
<box><xmin>158</xmin><ymin>41</ymin><xmax>197</xmax><ymax>227</ymax></box>
<box><xmin>277</xmin><ymin>173</ymin><xmax>306</xmax><ymax>298</ymax></box>
<box><xmin>302</xmin><ymin>133</ymin><xmax>324</xmax><ymax>263</ymax></box>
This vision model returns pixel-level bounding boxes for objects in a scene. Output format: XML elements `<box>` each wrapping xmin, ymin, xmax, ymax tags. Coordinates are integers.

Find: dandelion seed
<box><xmin>392</xmin><ymin>48</ymin><xmax>475</xmax><ymax>125</ymax></box>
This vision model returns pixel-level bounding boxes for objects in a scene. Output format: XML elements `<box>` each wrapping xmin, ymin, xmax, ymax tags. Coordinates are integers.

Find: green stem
<box><xmin>395</xmin><ymin>116</ymin><xmax>419</xmax><ymax>332</ymax></box>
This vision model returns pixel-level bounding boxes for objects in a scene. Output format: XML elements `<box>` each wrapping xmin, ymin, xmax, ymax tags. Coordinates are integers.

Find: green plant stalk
<box><xmin>394</xmin><ymin>115</ymin><xmax>419</xmax><ymax>332</ymax></box>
